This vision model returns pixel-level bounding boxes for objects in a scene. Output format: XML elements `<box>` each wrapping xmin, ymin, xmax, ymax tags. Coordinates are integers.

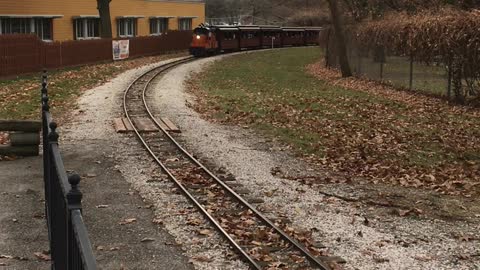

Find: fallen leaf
<box><xmin>140</xmin><ymin>238</ymin><xmax>155</xmax><ymax>243</ymax></box>
<box><xmin>373</xmin><ymin>256</ymin><xmax>389</xmax><ymax>263</ymax></box>
<box><xmin>198</xmin><ymin>229</ymin><xmax>212</xmax><ymax>236</ymax></box>
<box><xmin>119</xmin><ymin>218</ymin><xmax>137</xmax><ymax>225</ymax></box>
<box><xmin>414</xmin><ymin>255</ymin><xmax>433</xmax><ymax>261</ymax></box>
<box><xmin>190</xmin><ymin>256</ymin><xmax>213</xmax><ymax>262</ymax></box>
<box><xmin>34</xmin><ymin>252</ymin><xmax>51</xmax><ymax>261</ymax></box>
<box><xmin>152</xmin><ymin>218</ymin><xmax>163</xmax><ymax>225</ymax></box>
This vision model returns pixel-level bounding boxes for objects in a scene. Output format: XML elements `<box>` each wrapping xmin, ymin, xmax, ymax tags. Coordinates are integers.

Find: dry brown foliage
<box><xmin>352</xmin><ymin>9</ymin><xmax>480</xmax><ymax>102</ymax></box>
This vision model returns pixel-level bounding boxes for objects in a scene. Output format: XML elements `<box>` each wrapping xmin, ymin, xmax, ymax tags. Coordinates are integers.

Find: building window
<box><xmin>74</xmin><ymin>18</ymin><xmax>100</xmax><ymax>40</ymax></box>
<box><xmin>150</xmin><ymin>18</ymin><xmax>168</xmax><ymax>35</ymax></box>
<box><xmin>117</xmin><ymin>18</ymin><xmax>137</xmax><ymax>37</ymax></box>
<box><xmin>178</xmin><ymin>18</ymin><xmax>192</xmax><ymax>31</ymax></box>
<box><xmin>0</xmin><ymin>18</ymin><xmax>52</xmax><ymax>41</ymax></box>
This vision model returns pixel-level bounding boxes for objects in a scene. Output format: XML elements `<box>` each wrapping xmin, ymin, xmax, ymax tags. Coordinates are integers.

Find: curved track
<box><xmin>123</xmin><ymin>57</ymin><xmax>331</xmax><ymax>270</ymax></box>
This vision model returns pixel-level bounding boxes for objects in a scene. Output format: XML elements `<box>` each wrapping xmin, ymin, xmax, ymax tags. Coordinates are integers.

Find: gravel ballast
<box><xmin>63</xmin><ymin>57</ymin><xmax>247</xmax><ymax>270</ymax></box>
<box><xmin>150</xmin><ymin>53</ymin><xmax>480</xmax><ymax>270</ymax></box>
<box><xmin>63</xmin><ymin>51</ymin><xmax>479</xmax><ymax>270</ymax></box>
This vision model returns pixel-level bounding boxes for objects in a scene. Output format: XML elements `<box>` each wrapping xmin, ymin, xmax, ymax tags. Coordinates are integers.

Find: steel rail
<box><xmin>124</xmin><ymin>56</ymin><xmax>331</xmax><ymax>270</ymax></box>
<box><xmin>141</xmin><ymin>60</ymin><xmax>331</xmax><ymax>270</ymax></box>
<box><xmin>123</xmin><ymin>57</ymin><xmax>263</xmax><ymax>269</ymax></box>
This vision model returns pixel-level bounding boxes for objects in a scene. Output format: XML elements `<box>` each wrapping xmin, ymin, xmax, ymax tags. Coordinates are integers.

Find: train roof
<box><xmin>282</xmin><ymin>27</ymin><xmax>305</xmax><ymax>32</ymax></box>
<box><xmin>195</xmin><ymin>24</ymin><xmax>324</xmax><ymax>32</ymax></box>
<box><xmin>238</xmin><ymin>26</ymin><xmax>261</xmax><ymax>31</ymax></box>
<box><xmin>259</xmin><ymin>25</ymin><xmax>281</xmax><ymax>31</ymax></box>
<box><xmin>305</xmin><ymin>27</ymin><xmax>324</xmax><ymax>31</ymax></box>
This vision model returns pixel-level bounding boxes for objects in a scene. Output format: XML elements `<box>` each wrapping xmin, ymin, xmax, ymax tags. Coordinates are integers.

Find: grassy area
<box><xmin>0</xmin><ymin>52</ymin><xmax>187</xmax><ymax>120</ymax></box>
<box><xmin>190</xmin><ymin>47</ymin><xmax>480</xmax><ymax>195</ymax></box>
<box><xmin>351</xmin><ymin>55</ymin><xmax>448</xmax><ymax>96</ymax></box>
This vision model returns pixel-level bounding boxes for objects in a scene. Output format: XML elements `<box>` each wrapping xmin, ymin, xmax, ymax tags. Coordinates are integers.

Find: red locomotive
<box><xmin>189</xmin><ymin>24</ymin><xmax>323</xmax><ymax>57</ymax></box>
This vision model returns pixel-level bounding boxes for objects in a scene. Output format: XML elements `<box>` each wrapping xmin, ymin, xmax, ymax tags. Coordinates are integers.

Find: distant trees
<box><xmin>97</xmin><ymin>0</ymin><xmax>113</xmax><ymax>38</ymax></box>
<box><xmin>205</xmin><ymin>0</ymin><xmax>329</xmax><ymax>26</ymax></box>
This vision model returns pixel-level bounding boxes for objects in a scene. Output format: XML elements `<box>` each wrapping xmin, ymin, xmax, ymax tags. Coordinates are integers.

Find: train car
<box><xmin>238</xmin><ymin>26</ymin><xmax>261</xmax><ymax>49</ymax></box>
<box><xmin>189</xmin><ymin>25</ymin><xmax>218</xmax><ymax>57</ymax></box>
<box><xmin>282</xmin><ymin>27</ymin><xmax>306</xmax><ymax>47</ymax></box>
<box><xmin>305</xmin><ymin>27</ymin><xmax>323</xmax><ymax>45</ymax></box>
<box><xmin>215</xmin><ymin>26</ymin><xmax>240</xmax><ymax>52</ymax></box>
<box><xmin>259</xmin><ymin>25</ymin><xmax>282</xmax><ymax>48</ymax></box>
<box><xmin>189</xmin><ymin>24</ymin><xmax>323</xmax><ymax>57</ymax></box>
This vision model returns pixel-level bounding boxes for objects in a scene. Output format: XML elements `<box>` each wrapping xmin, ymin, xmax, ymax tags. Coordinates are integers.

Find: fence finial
<box><xmin>67</xmin><ymin>174</ymin><xmax>83</xmax><ymax>208</ymax></box>
<box><xmin>42</xmin><ymin>70</ymin><xmax>48</xmax><ymax>90</ymax></box>
<box><xmin>48</xmin><ymin>122</ymin><xmax>59</xmax><ymax>142</ymax></box>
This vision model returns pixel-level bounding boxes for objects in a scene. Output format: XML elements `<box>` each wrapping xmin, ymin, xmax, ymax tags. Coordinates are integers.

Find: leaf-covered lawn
<box><xmin>0</xmin><ymin>52</ymin><xmax>188</xmax><ymax>120</ymax></box>
<box><xmin>188</xmin><ymin>47</ymin><xmax>480</xmax><ymax>196</ymax></box>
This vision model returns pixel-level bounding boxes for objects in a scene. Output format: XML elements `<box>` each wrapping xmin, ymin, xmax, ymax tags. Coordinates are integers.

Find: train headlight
<box><xmin>196</xmin><ymin>35</ymin><xmax>201</xmax><ymax>39</ymax></box>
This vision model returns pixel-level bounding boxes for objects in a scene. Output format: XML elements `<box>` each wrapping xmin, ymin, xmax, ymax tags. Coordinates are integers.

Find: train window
<box><xmin>224</xmin><ymin>32</ymin><xmax>236</xmax><ymax>40</ymax></box>
<box><xmin>193</xmin><ymin>28</ymin><xmax>209</xmax><ymax>35</ymax></box>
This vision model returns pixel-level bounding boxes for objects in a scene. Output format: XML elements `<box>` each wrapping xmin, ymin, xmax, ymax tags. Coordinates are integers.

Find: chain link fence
<box><xmin>324</xmin><ymin>32</ymin><xmax>453</xmax><ymax>98</ymax></box>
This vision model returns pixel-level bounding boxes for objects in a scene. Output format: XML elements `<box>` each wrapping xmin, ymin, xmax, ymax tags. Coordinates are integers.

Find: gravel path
<box><xmin>62</xmin><ymin>51</ymin><xmax>479</xmax><ymax>270</ymax></box>
<box><xmin>150</xmin><ymin>53</ymin><xmax>480</xmax><ymax>270</ymax></box>
<box><xmin>63</xmin><ymin>57</ymin><xmax>247</xmax><ymax>270</ymax></box>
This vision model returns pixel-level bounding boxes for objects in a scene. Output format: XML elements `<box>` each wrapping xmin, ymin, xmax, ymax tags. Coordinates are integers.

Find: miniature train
<box><xmin>189</xmin><ymin>24</ymin><xmax>323</xmax><ymax>57</ymax></box>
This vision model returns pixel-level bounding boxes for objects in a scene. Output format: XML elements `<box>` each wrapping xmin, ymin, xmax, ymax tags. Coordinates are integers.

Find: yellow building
<box><xmin>0</xmin><ymin>0</ymin><xmax>205</xmax><ymax>41</ymax></box>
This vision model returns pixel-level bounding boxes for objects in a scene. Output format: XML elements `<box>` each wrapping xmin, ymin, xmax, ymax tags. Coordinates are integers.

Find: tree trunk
<box><xmin>326</xmin><ymin>0</ymin><xmax>352</xmax><ymax>77</ymax></box>
<box><xmin>97</xmin><ymin>0</ymin><xmax>113</xmax><ymax>38</ymax></box>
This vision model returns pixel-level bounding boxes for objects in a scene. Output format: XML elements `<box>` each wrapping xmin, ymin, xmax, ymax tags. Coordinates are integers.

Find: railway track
<box><xmin>123</xmin><ymin>57</ymin><xmax>332</xmax><ymax>270</ymax></box>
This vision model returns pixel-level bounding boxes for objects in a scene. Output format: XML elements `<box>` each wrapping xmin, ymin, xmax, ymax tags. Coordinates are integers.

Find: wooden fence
<box><xmin>0</xmin><ymin>31</ymin><xmax>192</xmax><ymax>77</ymax></box>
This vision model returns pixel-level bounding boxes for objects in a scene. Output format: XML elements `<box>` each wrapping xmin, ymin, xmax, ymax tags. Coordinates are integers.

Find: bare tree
<box><xmin>326</xmin><ymin>0</ymin><xmax>352</xmax><ymax>77</ymax></box>
<box><xmin>97</xmin><ymin>0</ymin><xmax>113</xmax><ymax>38</ymax></box>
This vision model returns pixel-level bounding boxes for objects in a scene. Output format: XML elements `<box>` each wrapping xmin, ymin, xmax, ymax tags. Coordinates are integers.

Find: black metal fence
<box><xmin>324</xmin><ymin>32</ymin><xmax>452</xmax><ymax>98</ymax></box>
<box><xmin>41</xmin><ymin>71</ymin><xmax>97</xmax><ymax>270</ymax></box>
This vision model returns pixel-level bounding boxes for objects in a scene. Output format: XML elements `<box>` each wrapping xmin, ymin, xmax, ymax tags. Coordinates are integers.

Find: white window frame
<box><xmin>150</xmin><ymin>18</ymin><xmax>168</xmax><ymax>36</ymax></box>
<box><xmin>178</xmin><ymin>18</ymin><xmax>192</xmax><ymax>31</ymax></box>
<box><xmin>117</xmin><ymin>18</ymin><xmax>136</xmax><ymax>37</ymax></box>
<box><xmin>34</xmin><ymin>18</ymin><xmax>53</xmax><ymax>41</ymax></box>
<box><xmin>0</xmin><ymin>17</ymin><xmax>52</xmax><ymax>41</ymax></box>
<box><xmin>74</xmin><ymin>18</ymin><xmax>100</xmax><ymax>40</ymax></box>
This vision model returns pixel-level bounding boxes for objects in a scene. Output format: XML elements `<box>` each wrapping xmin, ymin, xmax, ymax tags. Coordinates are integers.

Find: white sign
<box><xmin>112</xmin><ymin>40</ymin><xmax>130</xmax><ymax>60</ymax></box>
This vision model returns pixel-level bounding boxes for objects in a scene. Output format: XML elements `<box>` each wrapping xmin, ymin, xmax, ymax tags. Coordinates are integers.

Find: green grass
<box><xmin>351</xmin><ymin>55</ymin><xmax>449</xmax><ymax>96</ymax></box>
<box><xmin>192</xmin><ymin>47</ymin><xmax>480</xmax><ymax>193</ymax></box>
<box><xmin>0</xmin><ymin>53</ymin><xmax>187</xmax><ymax>120</ymax></box>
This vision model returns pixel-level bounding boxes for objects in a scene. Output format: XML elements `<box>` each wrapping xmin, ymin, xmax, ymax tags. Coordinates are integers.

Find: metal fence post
<box><xmin>47</xmin><ymin>121</ymin><xmax>62</xmax><ymax>269</ymax></box>
<box><xmin>409</xmin><ymin>56</ymin><xmax>414</xmax><ymax>90</ymax></box>
<box><xmin>447</xmin><ymin>64</ymin><xmax>452</xmax><ymax>99</ymax></box>
<box><xmin>67</xmin><ymin>174</ymin><xmax>83</xmax><ymax>269</ymax></box>
<box><xmin>67</xmin><ymin>174</ymin><xmax>83</xmax><ymax>210</ymax></box>
<box><xmin>41</xmin><ymin>71</ymin><xmax>54</xmax><ymax>257</ymax></box>
<box><xmin>380</xmin><ymin>62</ymin><xmax>384</xmax><ymax>80</ymax></box>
